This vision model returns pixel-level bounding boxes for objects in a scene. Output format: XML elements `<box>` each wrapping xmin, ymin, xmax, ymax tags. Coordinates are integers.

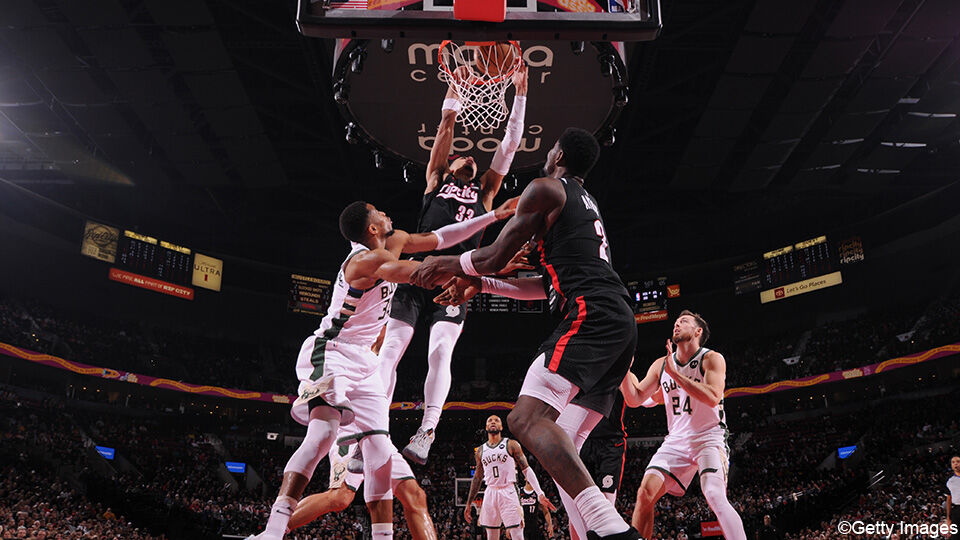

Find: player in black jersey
<box><xmin>520</xmin><ymin>481</ymin><xmax>555</xmax><ymax>539</ymax></box>
<box><xmin>412</xmin><ymin>128</ymin><xmax>641</xmax><ymax>540</ymax></box>
<box><xmin>378</xmin><ymin>64</ymin><xmax>530</xmax><ymax>466</ymax></box>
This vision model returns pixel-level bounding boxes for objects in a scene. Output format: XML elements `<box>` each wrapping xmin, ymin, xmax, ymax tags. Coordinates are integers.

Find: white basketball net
<box><xmin>438</xmin><ymin>41</ymin><xmax>522</xmax><ymax>131</ymax></box>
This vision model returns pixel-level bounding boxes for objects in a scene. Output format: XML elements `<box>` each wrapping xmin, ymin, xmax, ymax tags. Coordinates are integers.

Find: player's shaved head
<box><xmin>339</xmin><ymin>201</ymin><xmax>372</xmax><ymax>243</ymax></box>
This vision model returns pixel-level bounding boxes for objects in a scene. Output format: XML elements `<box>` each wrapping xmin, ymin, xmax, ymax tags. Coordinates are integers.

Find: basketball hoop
<box><xmin>438</xmin><ymin>40</ymin><xmax>522</xmax><ymax>130</ymax></box>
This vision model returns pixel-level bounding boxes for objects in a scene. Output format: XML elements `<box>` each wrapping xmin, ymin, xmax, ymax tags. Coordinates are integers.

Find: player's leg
<box><xmin>508</xmin><ymin>359</ymin><xmax>631</xmax><ymax>538</ymax></box>
<box><xmin>631</xmin><ymin>472</ymin><xmax>667</xmax><ymax>539</ymax></box>
<box><xmin>393</xmin><ymin>462</ymin><xmax>438</xmax><ymax>539</ymax></box>
<box><xmin>260</xmin><ymin>403</ymin><xmax>341</xmax><ymax>539</ymax></box>
<box><xmin>287</xmin><ymin>486</ymin><xmax>355</xmax><ymax>531</ymax></box>
<box><xmin>380</xmin><ymin>284</ymin><xmax>422</xmax><ymax>401</ymax></box>
<box><xmin>379</xmin><ymin>319</ymin><xmax>416</xmax><ymax>400</ymax></box>
<box><xmin>288</xmin><ymin>439</ymin><xmax>363</xmax><ymax>531</ymax></box>
<box><xmin>368</xmin><ymin>498</ymin><xmax>394</xmax><ymax>539</ymax></box>
<box><xmin>404</xmin><ymin>301</ymin><xmax>466</xmax><ymax>464</ymax></box>
<box><xmin>486</xmin><ymin>529</ymin><xmax>501</xmax><ymax>540</ymax></box>
<box><xmin>420</xmin><ymin>320</ymin><xmax>462</xmax><ymax>430</ymax></box>
<box><xmin>698</xmin><ymin>448</ymin><xmax>746</xmax><ymax>540</ymax></box>
<box><xmin>553</xmin><ymin>404</ymin><xmax>603</xmax><ymax>540</ymax></box>
<box><xmin>351</xmin><ymin>367</ymin><xmax>398</xmax><ymax>538</ymax></box>
<box><xmin>506</xmin><ymin>525</ymin><xmax>525</xmax><ymax>540</ymax></box>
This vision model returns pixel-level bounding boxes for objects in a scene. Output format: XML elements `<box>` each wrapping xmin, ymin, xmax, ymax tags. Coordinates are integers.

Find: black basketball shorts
<box><xmin>580</xmin><ymin>437</ymin><xmax>626</xmax><ymax>494</ymax></box>
<box><xmin>389</xmin><ymin>283</ymin><xmax>468</xmax><ymax>328</ymax></box>
<box><xmin>535</xmin><ymin>294</ymin><xmax>636</xmax><ymax>417</ymax></box>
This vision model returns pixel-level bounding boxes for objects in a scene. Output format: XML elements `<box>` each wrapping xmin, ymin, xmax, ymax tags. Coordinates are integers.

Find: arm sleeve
<box><xmin>489</xmin><ymin>96</ymin><xmax>527</xmax><ymax>175</ymax></box>
<box><xmin>481</xmin><ymin>276</ymin><xmax>547</xmax><ymax>300</ymax></box>
<box><xmin>432</xmin><ymin>211</ymin><xmax>498</xmax><ymax>249</ymax></box>
<box><xmin>523</xmin><ymin>467</ymin><xmax>544</xmax><ymax>497</ymax></box>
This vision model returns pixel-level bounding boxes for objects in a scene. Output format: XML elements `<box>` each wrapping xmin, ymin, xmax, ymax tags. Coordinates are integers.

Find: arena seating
<box><xmin>1</xmin><ymin>291</ymin><xmax>958</xmax><ymax>400</ymax></box>
<box><xmin>0</xmin><ymin>382</ymin><xmax>955</xmax><ymax>539</ymax></box>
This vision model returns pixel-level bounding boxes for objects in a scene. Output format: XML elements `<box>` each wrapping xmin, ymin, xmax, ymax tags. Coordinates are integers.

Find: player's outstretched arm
<box><xmin>663</xmin><ymin>340</ymin><xmax>726</xmax><ymax>407</ymax></box>
<box><xmin>464</xmin><ymin>447</ymin><xmax>485</xmax><ymax>524</ymax></box>
<box><xmin>508</xmin><ymin>439</ymin><xmax>557</xmax><ymax>513</ymax></box>
<box><xmin>426</xmin><ymin>83</ymin><xmax>461</xmax><ymax>193</ymax></box>
<box><xmin>620</xmin><ymin>358</ymin><xmax>664</xmax><ymax>408</ymax></box>
<box><xmin>345</xmin><ymin>248</ymin><xmax>421</xmax><ymax>289</ymax></box>
<box><xmin>394</xmin><ymin>197</ymin><xmax>519</xmax><ymax>254</ymax></box>
<box><xmin>478</xmin><ymin>63</ymin><xmax>528</xmax><ymax>210</ymax></box>
<box><xmin>409</xmin><ymin>177</ymin><xmax>564</xmax><ymax>288</ymax></box>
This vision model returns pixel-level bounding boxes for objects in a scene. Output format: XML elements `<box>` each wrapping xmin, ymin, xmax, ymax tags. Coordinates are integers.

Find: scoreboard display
<box><xmin>626</xmin><ymin>277</ymin><xmax>671</xmax><ymax>324</ymax></box>
<box><xmin>467</xmin><ymin>272</ymin><xmax>545</xmax><ymax>314</ymax></box>
<box><xmin>289</xmin><ymin>274</ymin><xmax>333</xmax><ymax>316</ymax></box>
<box><xmin>731</xmin><ymin>235</ymin><xmax>860</xmax><ymax>303</ymax></box>
<box><xmin>116</xmin><ymin>231</ymin><xmax>192</xmax><ymax>285</ymax></box>
<box><xmin>761</xmin><ymin>236</ymin><xmax>836</xmax><ymax>290</ymax></box>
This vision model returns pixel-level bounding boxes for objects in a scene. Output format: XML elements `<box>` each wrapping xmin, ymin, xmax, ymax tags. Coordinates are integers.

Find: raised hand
<box><xmin>512</xmin><ymin>62</ymin><xmax>528</xmax><ymax>96</ymax></box>
<box><xmin>496</xmin><ymin>242</ymin><xmax>534</xmax><ymax>275</ymax></box>
<box><xmin>493</xmin><ymin>196</ymin><xmax>520</xmax><ymax>220</ymax></box>
<box><xmin>663</xmin><ymin>338</ymin><xmax>678</xmax><ymax>377</ymax></box>
<box><xmin>433</xmin><ymin>276</ymin><xmax>482</xmax><ymax>306</ymax></box>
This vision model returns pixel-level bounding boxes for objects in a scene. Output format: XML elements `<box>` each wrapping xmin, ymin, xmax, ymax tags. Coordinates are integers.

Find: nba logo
<box><xmin>608</xmin><ymin>0</ymin><xmax>627</xmax><ymax>13</ymax></box>
<box><xmin>774</xmin><ymin>287</ymin><xmax>785</xmax><ymax>299</ymax></box>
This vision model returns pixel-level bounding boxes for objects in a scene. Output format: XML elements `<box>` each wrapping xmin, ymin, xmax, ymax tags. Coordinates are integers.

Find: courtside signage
<box><xmin>635</xmin><ymin>310</ymin><xmax>668</xmax><ymax>324</ymax></box>
<box><xmin>760</xmin><ymin>271</ymin><xmax>842</xmax><ymax>304</ymax></box>
<box><xmin>700</xmin><ymin>521</ymin><xmax>722</xmax><ymax>537</ymax></box>
<box><xmin>109</xmin><ymin>268</ymin><xmax>195</xmax><ymax>300</ymax></box>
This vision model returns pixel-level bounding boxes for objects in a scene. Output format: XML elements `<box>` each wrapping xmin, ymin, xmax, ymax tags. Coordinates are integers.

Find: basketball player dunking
<box><xmin>413</xmin><ymin>128</ymin><xmax>642</xmax><ymax>540</ymax></box>
<box><xmin>248</xmin><ymin>199</ymin><xmax>514</xmax><ymax>540</ymax></box>
<box><xmin>464</xmin><ymin>415</ymin><xmax>556</xmax><ymax>540</ymax></box>
<box><xmin>379</xmin><ymin>64</ymin><xmax>530</xmax><ymax>465</ymax></box>
<box><xmin>620</xmin><ymin>310</ymin><xmax>746</xmax><ymax>540</ymax></box>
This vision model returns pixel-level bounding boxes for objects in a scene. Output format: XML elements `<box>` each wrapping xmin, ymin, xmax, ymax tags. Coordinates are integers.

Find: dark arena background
<box><xmin>1</xmin><ymin>0</ymin><xmax>959</xmax><ymax>539</ymax></box>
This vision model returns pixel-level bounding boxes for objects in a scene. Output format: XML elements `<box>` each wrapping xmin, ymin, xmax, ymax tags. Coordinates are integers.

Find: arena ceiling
<box><xmin>1</xmin><ymin>0</ymin><xmax>959</xmax><ymax>275</ymax></box>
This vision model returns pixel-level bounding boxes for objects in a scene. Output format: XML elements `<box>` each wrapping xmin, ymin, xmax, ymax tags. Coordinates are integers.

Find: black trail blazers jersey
<box><xmin>416</xmin><ymin>174</ymin><xmax>487</xmax><ymax>260</ymax></box>
<box><xmin>537</xmin><ymin>177</ymin><xmax>629</xmax><ymax>312</ymax></box>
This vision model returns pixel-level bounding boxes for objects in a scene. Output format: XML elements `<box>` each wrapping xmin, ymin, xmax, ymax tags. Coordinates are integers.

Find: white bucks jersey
<box><xmin>659</xmin><ymin>347</ymin><xmax>727</xmax><ymax>439</ymax></box>
<box><xmin>480</xmin><ymin>438</ymin><xmax>516</xmax><ymax>488</ymax></box>
<box><xmin>315</xmin><ymin>243</ymin><xmax>396</xmax><ymax>346</ymax></box>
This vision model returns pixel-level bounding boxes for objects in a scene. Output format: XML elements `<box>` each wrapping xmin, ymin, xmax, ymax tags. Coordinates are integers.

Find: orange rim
<box><xmin>438</xmin><ymin>40</ymin><xmax>522</xmax><ymax>86</ymax></box>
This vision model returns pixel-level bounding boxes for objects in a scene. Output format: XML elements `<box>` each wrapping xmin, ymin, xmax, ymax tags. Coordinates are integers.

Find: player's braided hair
<box><xmin>339</xmin><ymin>201</ymin><xmax>371</xmax><ymax>243</ymax></box>
<box><xmin>558</xmin><ymin>127</ymin><xmax>600</xmax><ymax>177</ymax></box>
<box><xmin>679</xmin><ymin>309</ymin><xmax>710</xmax><ymax>345</ymax></box>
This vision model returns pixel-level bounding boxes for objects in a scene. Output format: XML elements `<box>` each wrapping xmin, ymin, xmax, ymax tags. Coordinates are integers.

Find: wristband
<box><xmin>460</xmin><ymin>250</ymin><xmax>480</xmax><ymax>276</ymax></box>
<box><xmin>442</xmin><ymin>98</ymin><xmax>462</xmax><ymax>113</ymax></box>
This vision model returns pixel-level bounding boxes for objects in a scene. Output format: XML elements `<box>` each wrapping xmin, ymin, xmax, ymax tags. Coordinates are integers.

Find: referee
<box><xmin>948</xmin><ymin>455</ymin><xmax>960</xmax><ymax>540</ymax></box>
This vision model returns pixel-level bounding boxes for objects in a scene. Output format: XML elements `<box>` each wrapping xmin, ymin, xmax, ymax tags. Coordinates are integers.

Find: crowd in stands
<box><xmin>0</xmin><ymin>380</ymin><xmax>956</xmax><ymax>539</ymax></box>
<box><xmin>2</xmin><ymin>290</ymin><xmax>959</xmax><ymax>402</ymax></box>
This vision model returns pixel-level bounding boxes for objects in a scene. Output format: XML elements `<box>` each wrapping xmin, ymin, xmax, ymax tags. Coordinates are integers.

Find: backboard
<box><xmin>298</xmin><ymin>0</ymin><xmax>661</xmax><ymax>41</ymax></box>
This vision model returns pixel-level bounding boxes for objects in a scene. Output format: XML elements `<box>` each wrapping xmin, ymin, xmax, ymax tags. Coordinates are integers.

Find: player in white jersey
<box><xmin>463</xmin><ymin>415</ymin><xmax>556</xmax><ymax>540</ymax></box>
<box><xmin>284</xmin><ymin>331</ymin><xmax>437</xmax><ymax>540</ymax></box>
<box><xmin>620</xmin><ymin>310</ymin><xmax>746</xmax><ymax>540</ymax></box>
<box><xmin>249</xmin><ymin>198</ymin><xmax>515</xmax><ymax>540</ymax></box>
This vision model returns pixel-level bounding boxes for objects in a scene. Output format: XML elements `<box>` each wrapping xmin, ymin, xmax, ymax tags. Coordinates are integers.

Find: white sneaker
<box><xmin>401</xmin><ymin>427</ymin><xmax>435</xmax><ymax>465</ymax></box>
<box><xmin>347</xmin><ymin>445</ymin><xmax>364</xmax><ymax>474</ymax></box>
